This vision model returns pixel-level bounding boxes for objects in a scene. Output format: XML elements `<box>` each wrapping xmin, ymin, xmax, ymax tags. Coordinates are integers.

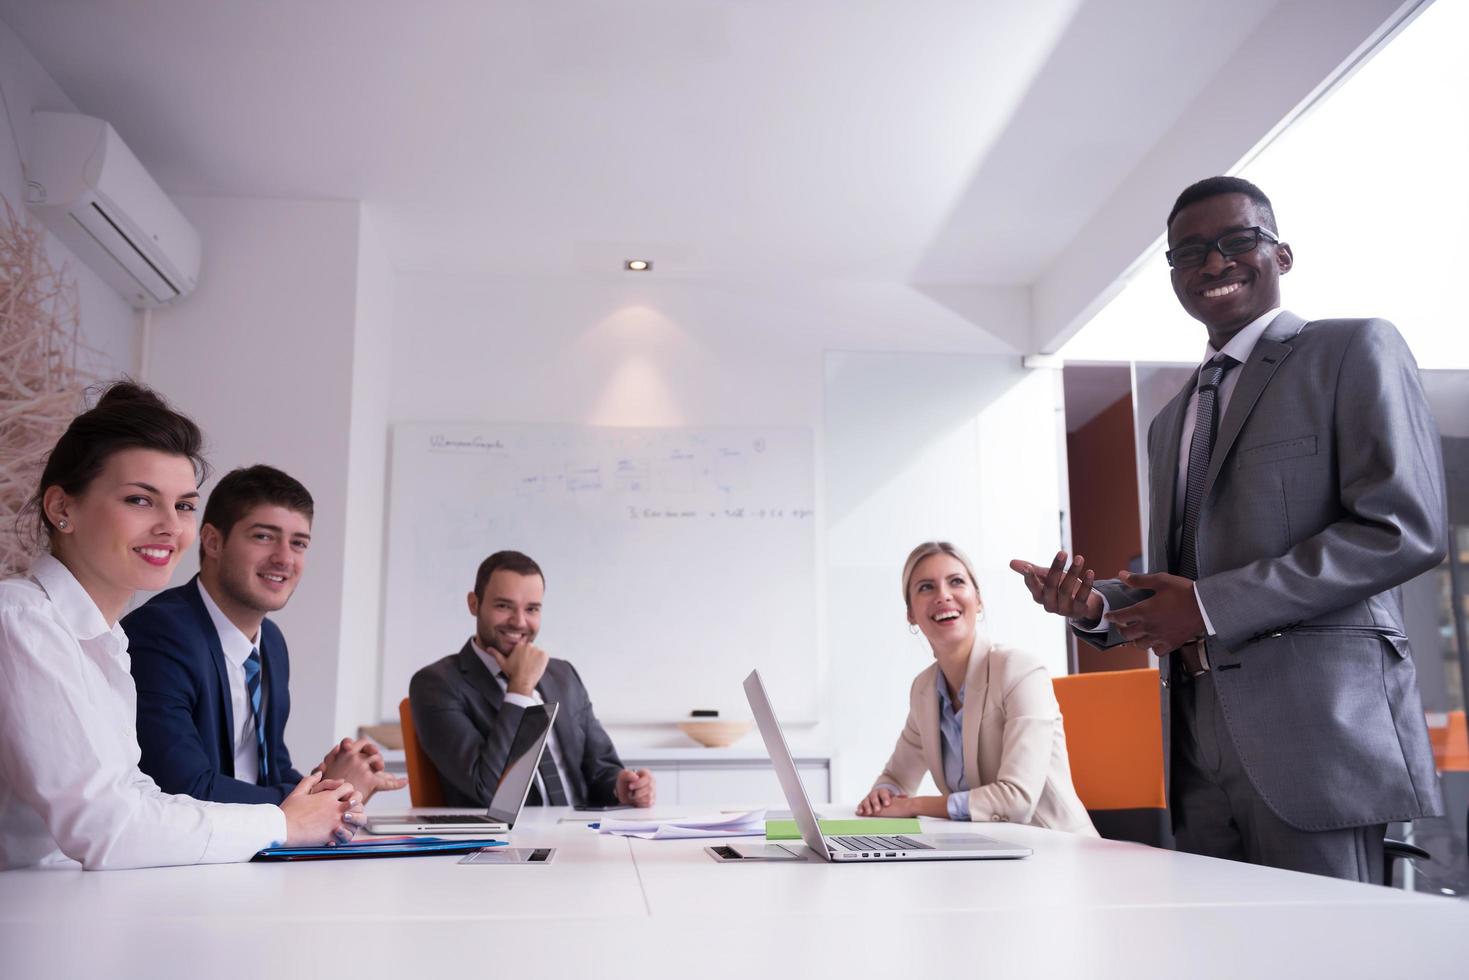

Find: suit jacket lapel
<box><xmin>914</xmin><ymin>665</ymin><xmax>944</xmax><ymax>789</ymax></box>
<box><xmin>456</xmin><ymin>642</ymin><xmax>505</xmax><ymax>713</ymax></box>
<box><xmin>184</xmin><ymin>578</ymin><xmax>237</xmax><ymax>773</ymax></box>
<box><xmin>260</xmin><ymin>625</ymin><xmax>288</xmax><ymax>764</ymax></box>
<box><xmin>1203</xmin><ymin>312</ymin><xmax>1302</xmax><ymax>493</ymax></box>
<box><xmin>537</xmin><ymin>669</ymin><xmax>571</xmax><ymax>748</ymax></box>
<box><xmin>1150</xmin><ymin>384</ymin><xmax>1192</xmax><ymax>573</ymax></box>
<box><xmin>959</xmin><ymin>634</ymin><xmax>992</xmax><ymax>792</ymax></box>
<box><xmin>537</xmin><ymin>670</ymin><xmax>586</xmax><ymax>792</ymax></box>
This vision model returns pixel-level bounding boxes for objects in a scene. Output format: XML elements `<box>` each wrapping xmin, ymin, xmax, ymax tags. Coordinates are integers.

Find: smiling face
<box><xmin>468</xmin><ymin>569</ymin><xmax>544</xmax><ymax>657</ymax></box>
<box><xmin>906</xmin><ymin>553</ymin><xmax>981</xmax><ymax>655</ymax></box>
<box><xmin>200</xmin><ymin>503</ymin><xmax>311</xmax><ymax>633</ymax></box>
<box><xmin>43</xmin><ymin>448</ymin><xmax>200</xmax><ymax>624</ymax></box>
<box><xmin>1168</xmin><ymin>192</ymin><xmax>1293</xmax><ymax>345</ymax></box>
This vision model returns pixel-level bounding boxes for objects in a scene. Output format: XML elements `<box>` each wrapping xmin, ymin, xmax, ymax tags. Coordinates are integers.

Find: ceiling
<box><xmin>0</xmin><ymin>0</ymin><xmax>1291</xmax><ymax>288</ymax></box>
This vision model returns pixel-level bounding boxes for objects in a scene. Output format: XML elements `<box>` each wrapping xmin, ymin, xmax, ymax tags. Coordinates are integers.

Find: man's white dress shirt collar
<box><xmin>196</xmin><ymin>579</ymin><xmax>258</xmax><ymax>666</ymax></box>
<box><xmin>196</xmin><ymin>579</ymin><xmax>264</xmax><ymax>782</ymax></box>
<box><xmin>1201</xmin><ymin>306</ymin><xmax>1281</xmax><ymax>371</ymax></box>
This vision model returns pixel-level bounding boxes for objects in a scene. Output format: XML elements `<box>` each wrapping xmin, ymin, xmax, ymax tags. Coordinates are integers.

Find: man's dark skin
<box><xmin>1010</xmin><ymin>192</ymin><xmax>1294</xmax><ymax>648</ymax></box>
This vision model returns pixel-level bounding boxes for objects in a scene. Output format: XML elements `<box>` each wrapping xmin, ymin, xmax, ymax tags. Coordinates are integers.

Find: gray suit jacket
<box><xmin>409</xmin><ymin>644</ymin><xmax>623</xmax><ymax>807</ymax></box>
<box><xmin>1079</xmin><ymin>312</ymin><xmax>1446</xmax><ymax>832</ymax></box>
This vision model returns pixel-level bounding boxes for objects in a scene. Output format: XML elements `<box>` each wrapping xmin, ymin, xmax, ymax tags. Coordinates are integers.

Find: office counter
<box><xmin>2</xmin><ymin>806</ymin><xmax>1465</xmax><ymax>979</ymax></box>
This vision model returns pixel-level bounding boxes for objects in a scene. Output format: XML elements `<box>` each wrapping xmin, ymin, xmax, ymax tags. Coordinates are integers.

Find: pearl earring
<box><xmin>908</xmin><ymin>623</ymin><xmax>919</xmax><ymax>635</ymax></box>
<box><xmin>57</xmin><ymin>519</ymin><xmax>68</xmax><ymax>530</ymax></box>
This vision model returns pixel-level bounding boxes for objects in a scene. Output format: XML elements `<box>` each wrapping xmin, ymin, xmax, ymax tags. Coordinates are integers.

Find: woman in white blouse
<box><xmin>0</xmin><ymin>382</ymin><xmax>361</xmax><ymax>870</ymax></box>
<box><xmin>856</xmin><ymin>541</ymin><xmax>1096</xmax><ymax>835</ymax></box>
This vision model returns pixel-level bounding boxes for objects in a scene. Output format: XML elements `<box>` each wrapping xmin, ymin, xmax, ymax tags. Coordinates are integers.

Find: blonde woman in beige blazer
<box><xmin>856</xmin><ymin>541</ymin><xmax>1097</xmax><ymax>835</ymax></box>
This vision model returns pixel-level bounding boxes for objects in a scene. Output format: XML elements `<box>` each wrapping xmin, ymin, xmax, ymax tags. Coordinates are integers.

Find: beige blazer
<box><xmin>874</xmin><ymin>633</ymin><xmax>1097</xmax><ymax>836</ymax></box>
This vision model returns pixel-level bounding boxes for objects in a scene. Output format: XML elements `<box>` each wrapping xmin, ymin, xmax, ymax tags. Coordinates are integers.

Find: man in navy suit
<box><xmin>126</xmin><ymin>465</ymin><xmax>405</xmax><ymax>805</ymax></box>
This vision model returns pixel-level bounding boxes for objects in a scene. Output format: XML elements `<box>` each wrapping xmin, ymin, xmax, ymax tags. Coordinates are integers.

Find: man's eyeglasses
<box><xmin>1166</xmin><ymin>227</ymin><xmax>1280</xmax><ymax>269</ymax></box>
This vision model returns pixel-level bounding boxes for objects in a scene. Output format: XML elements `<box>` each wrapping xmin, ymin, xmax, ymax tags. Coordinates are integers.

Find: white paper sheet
<box><xmin>596</xmin><ymin>809</ymin><xmax>766</xmax><ymax>840</ymax></box>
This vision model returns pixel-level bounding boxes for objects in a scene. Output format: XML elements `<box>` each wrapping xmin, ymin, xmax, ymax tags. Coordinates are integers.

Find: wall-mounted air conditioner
<box><xmin>25</xmin><ymin>111</ymin><xmax>200</xmax><ymax>308</ymax></box>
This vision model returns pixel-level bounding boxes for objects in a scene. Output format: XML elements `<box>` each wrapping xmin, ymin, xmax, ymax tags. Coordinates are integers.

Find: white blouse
<box><xmin>0</xmin><ymin>554</ymin><xmax>286</xmax><ymax>870</ymax></box>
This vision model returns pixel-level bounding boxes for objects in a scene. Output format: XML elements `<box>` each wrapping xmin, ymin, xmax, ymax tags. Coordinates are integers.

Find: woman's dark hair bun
<box><xmin>20</xmin><ymin>379</ymin><xmax>209</xmax><ymax>547</ymax></box>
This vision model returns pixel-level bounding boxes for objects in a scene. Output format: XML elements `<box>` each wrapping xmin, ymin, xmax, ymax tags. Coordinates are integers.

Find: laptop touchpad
<box><xmin>923</xmin><ymin>834</ymin><xmax>1003</xmax><ymax>850</ymax></box>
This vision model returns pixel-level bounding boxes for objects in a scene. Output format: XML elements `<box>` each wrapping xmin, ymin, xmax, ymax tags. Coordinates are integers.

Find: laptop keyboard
<box><xmin>830</xmin><ymin>835</ymin><xmax>932</xmax><ymax>851</ymax></box>
<box><xmin>414</xmin><ymin>814</ymin><xmax>497</xmax><ymax>824</ymax></box>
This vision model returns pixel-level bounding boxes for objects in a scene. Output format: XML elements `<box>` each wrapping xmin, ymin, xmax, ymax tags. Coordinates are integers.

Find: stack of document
<box><xmin>597</xmin><ymin>809</ymin><xmax>766</xmax><ymax>840</ymax></box>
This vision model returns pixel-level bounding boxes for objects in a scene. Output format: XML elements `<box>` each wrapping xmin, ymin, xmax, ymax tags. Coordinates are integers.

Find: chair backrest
<box><xmin>1429</xmin><ymin>709</ymin><xmax>1469</xmax><ymax>772</ymax></box>
<box><xmin>399</xmin><ymin>697</ymin><xmax>446</xmax><ymax>807</ymax></box>
<box><xmin>1053</xmin><ymin>668</ymin><xmax>1168</xmax><ymax>844</ymax></box>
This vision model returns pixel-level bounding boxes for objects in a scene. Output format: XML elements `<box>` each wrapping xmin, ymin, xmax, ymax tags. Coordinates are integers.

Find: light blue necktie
<box><xmin>243</xmin><ymin>648</ymin><xmax>270</xmax><ymax>785</ymax></box>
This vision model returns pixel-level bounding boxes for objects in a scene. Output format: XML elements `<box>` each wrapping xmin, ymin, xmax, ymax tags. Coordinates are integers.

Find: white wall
<box><xmin>335</xmin><ymin>209</ymin><xmax>394</xmax><ymax>732</ymax></box>
<box><xmin>145</xmin><ymin>195</ymin><xmax>364</xmax><ymax>760</ymax></box>
<box><xmin>0</xmin><ymin>18</ymin><xmax>136</xmax><ymax>378</ymax></box>
<box><xmin>387</xmin><ymin>275</ymin><xmax>1023</xmax><ymax>426</ymax></box>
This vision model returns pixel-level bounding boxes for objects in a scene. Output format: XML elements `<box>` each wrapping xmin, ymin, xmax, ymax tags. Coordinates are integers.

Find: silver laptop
<box><xmin>368</xmin><ymin>702</ymin><xmax>558</xmax><ymax>835</ymax></box>
<box><xmin>743</xmin><ymin>670</ymin><xmax>1031</xmax><ymax>862</ymax></box>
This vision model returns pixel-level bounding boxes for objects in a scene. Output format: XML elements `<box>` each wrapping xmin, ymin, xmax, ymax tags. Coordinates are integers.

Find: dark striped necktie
<box><xmin>535</xmin><ymin>747</ymin><xmax>569</xmax><ymax>806</ymax></box>
<box><xmin>1177</xmin><ymin>353</ymin><xmax>1237</xmax><ymax>581</ymax></box>
<box><xmin>243</xmin><ymin>648</ymin><xmax>270</xmax><ymax>785</ymax></box>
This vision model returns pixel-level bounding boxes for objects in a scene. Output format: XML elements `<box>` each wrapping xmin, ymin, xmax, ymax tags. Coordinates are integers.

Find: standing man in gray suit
<box><xmin>1012</xmin><ymin>176</ymin><xmax>1446</xmax><ymax>882</ymax></box>
<box><xmin>410</xmin><ymin>550</ymin><xmax>656</xmax><ymax>809</ymax></box>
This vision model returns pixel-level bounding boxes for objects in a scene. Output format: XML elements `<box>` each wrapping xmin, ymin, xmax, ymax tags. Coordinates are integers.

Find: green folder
<box><xmin>765</xmin><ymin>818</ymin><xmax>920</xmax><ymax>841</ymax></box>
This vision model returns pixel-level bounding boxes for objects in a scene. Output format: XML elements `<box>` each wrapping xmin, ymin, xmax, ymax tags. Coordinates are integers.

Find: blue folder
<box><xmin>253</xmin><ymin>836</ymin><xmax>508</xmax><ymax>861</ymax></box>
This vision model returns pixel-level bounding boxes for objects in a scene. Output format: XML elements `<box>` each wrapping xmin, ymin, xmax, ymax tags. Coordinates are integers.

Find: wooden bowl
<box><xmin>677</xmin><ymin>719</ymin><xmax>754</xmax><ymax>748</ymax></box>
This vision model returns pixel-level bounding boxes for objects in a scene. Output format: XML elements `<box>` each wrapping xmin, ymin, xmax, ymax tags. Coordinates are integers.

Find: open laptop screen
<box><xmin>743</xmin><ymin>670</ymin><xmax>830</xmax><ymax>861</ymax></box>
<box><xmin>486</xmin><ymin>702</ymin><xmax>559</xmax><ymax>825</ymax></box>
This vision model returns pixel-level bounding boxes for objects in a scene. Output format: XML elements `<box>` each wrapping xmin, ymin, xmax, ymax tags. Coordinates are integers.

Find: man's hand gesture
<box><xmin>616</xmin><ymin>768</ymin><xmax>656</xmax><ymax>807</ymax></box>
<box><xmin>1107</xmin><ymin>570</ymin><xmax>1206</xmax><ymax>655</ymax></box>
<box><xmin>492</xmin><ymin>640</ymin><xmax>550</xmax><ymax>697</ymax></box>
<box><xmin>317</xmin><ymin>737</ymin><xmax>407</xmax><ymax>802</ymax></box>
<box><xmin>1009</xmin><ymin>551</ymin><xmax>1103</xmax><ymax>626</ymax></box>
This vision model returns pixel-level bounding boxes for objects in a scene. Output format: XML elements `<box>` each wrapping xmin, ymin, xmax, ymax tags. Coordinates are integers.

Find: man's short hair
<box><xmin>200</xmin><ymin>465</ymin><xmax>314</xmax><ymax>558</ymax></box>
<box><xmin>474</xmin><ymin>550</ymin><xmax>545</xmax><ymax>599</ymax></box>
<box><xmin>1167</xmin><ymin>176</ymin><xmax>1277</xmax><ymax>232</ymax></box>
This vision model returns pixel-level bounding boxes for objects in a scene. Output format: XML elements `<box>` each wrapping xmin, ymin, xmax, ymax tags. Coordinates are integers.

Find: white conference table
<box><xmin>2</xmin><ymin>805</ymin><xmax>1467</xmax><ymax>979</ymax></box>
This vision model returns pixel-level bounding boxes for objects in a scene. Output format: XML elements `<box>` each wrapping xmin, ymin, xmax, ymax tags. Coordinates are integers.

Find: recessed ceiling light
<box><xmin>624</xmin><ymin>259</ymin><xmax>651</xmax><ymax>271</ymax></box>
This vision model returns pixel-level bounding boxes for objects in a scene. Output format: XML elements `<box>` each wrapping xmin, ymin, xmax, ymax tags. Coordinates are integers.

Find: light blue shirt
<box><xmin>935</xmin><ymin>671</ymin><xmax>971</xmax><ymax>821</ymax></box>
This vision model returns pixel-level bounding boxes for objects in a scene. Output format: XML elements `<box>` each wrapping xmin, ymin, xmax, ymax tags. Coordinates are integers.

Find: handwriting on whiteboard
<box><xmin>425</xmin><ymin>432</ymin><xmax>783</xmax><ymax>500</ymax></box>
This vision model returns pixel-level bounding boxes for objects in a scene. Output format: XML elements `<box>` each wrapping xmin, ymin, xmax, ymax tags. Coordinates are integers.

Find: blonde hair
<box><xmin>900</xmin><ymin>541</ymin><xmax>981</xmax><ymax>613</ymax></box>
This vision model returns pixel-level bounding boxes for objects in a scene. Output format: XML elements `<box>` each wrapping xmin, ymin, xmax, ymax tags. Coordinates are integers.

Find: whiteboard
<box><xmin>380</xmin><ymin>423</ymin><xmax>817</xmax><ymax>723</ymax></box>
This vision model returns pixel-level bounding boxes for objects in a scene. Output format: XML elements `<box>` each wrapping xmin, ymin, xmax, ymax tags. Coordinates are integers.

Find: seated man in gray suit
<box><xmin>410</xmin><ymin>550</ymin><xmax>656</xmax><ymax>808</ymax></box>
<box><xmin>1012</xmin><ymin>176</ymin><xmax>1446</xmax><ymax>883</ymax></box>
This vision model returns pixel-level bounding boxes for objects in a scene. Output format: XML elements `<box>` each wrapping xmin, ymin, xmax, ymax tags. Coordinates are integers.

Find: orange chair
<box><xmin>399</xmin><ymin>697</ymin><xmax>446</xmax><ymax>807</ymax></box>
<box><xmin>1430</xmin><ymin>710</ymin><xmax>1469</xmax><ymax>772</ymax></box>
<box><xmin>1052</xmin><ymin>667</ymin><xmax>1170</xmax><ymax>846</ymax></box>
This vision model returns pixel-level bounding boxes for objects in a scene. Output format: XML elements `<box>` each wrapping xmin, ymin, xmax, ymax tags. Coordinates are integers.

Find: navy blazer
<box><xmin>124</xmin><ymin>578</ymin><xmax>304</xmax><ymax>804</ymax></box>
